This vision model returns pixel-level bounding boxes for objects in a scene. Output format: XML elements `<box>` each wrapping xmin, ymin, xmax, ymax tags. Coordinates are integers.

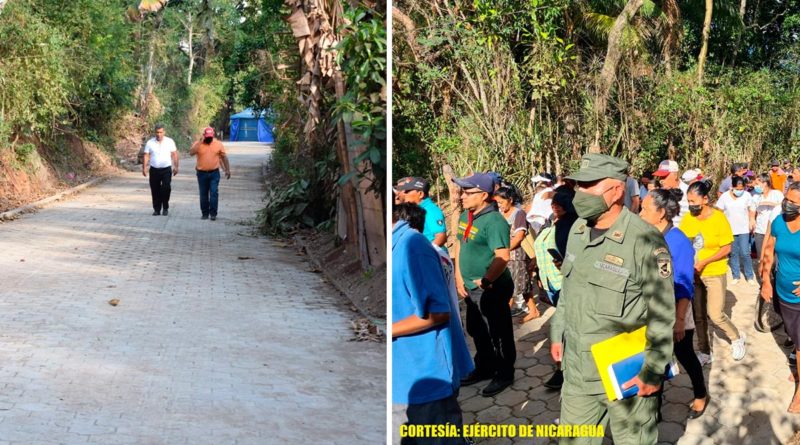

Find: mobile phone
<box><xmin>547</xmin><ymin>248</ymin><xmax>563</xmax><ymax>262</ymax></box>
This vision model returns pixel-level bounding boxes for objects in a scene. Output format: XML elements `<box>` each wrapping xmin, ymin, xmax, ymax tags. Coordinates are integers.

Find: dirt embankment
<box><xmin>0</xmin><ymin>134</ymin><xmax>117</xmax><ymax>212</ymax></box>
<box><xmin>0</xmin><ymin>113</ymin><xmax>152</xmax><ymax>212</ymax></box>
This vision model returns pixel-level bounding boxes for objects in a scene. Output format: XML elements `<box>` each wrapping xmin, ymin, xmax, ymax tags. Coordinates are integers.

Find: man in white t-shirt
<box><xmin>142</xmin><ymin>124</ymin><xmax>179</xmax><ymax>216</ymax></box>
<box><xmin>526</xmin><ymin>175</ymin><xmax>553</xmax><ymax>234</ymax></box>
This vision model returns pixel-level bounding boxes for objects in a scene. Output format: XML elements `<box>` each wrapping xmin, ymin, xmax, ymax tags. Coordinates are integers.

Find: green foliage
<box><xmin>257</xmin><ymin>150</ymin><xmax>339</xmax><ymax>236</ymax></box>
<box><xmin>334</xmin><ymin>7</ymin><xmax>387</xmax><ymax>197</ymax></box>
<box><xmin>0</xmin><ymin>1</ymin><xmax>71</xmax><ymax>136</ymax></box>
<box><xmin>257</xmin><ymin>179</ymin><xmax>314</xmax><ymax>236</ymax></box>
<box><xmin>0</xmin><ymin>0</ymin><xmax>136</xmax><ymax>153</ymax></box>
<box><xmin>394</xmin><ymin>0</ymin><xmax>800</xmax><ymax>200</ymax></box>
<box><xmin>14</xmin><ymin>143</ymin><xmax>37</xmax><ymax>165</ymax></box>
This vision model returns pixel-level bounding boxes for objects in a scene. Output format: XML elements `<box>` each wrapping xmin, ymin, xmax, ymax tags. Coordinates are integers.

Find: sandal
<box><xmin>520</xmin><ymin>308</ymin><xmax>540</xmax><ymax>324</ymax></box>
<box><xmin>688</xmin><ymin>396</ymin><xmax>708</xmax><ymax>419</ymax></box>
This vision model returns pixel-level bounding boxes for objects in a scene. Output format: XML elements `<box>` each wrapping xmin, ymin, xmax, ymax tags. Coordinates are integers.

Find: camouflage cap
<box><xmin>566</xmin><ymin>153</ymin><xmax>629</xmax><ymax>183</ymax></box>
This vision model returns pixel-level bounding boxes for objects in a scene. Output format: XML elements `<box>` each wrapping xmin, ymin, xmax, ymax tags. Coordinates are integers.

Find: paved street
<box><xmin>459</xmin><ymin>277</ymin><xmax>800</xmax><ymax>444</ymax></box>
<box><xmin>0</xmin><ymin>142</ymin><xmax>384</xmax><ymax>444</ymax></box>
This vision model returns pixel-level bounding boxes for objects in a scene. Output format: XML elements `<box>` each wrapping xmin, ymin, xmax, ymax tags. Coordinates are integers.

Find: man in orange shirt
<box><xmin>189</xmin><ymin>127</ymin><xmax>231</xmax><ymax>221</ymax></box>
<box><xmin>770</xmin><ymin>159</ymin><xmax>787</xmax><ymax>195</ymax></box>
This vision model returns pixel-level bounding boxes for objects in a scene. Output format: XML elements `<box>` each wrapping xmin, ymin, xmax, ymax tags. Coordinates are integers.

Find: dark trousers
<box><xmin>149</xmin><ymin>166</ymin><xmax>172</xmax><ymax>212</ymax></box>
<box><xmin>464</xmin><ymin>276</ymin><xmax>516</xmax><ymax>380</ymax></box>
<box><xmin>196</xmin><ymin>169</ymin><xmax>220</xmax><ymax>216</ymax></box>
<box><xmin>658</xmin><ymin>329</ymin><xmax>707</xmax><ymax>420</ymax></box>
<box><xmin>402</xmin><ymin>392</ymin><xmax>466</xmax><ymax>445</ymax></box>
<box><xmin>674</xmin><ymin>329</ymin><xmax>707</xmax><ymax>399</ymax></box>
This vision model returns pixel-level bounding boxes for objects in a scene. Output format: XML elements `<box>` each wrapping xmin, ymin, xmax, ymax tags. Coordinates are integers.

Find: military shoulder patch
<box><xmin>657</xmin><ymin>257</ymin><xmax>672</xmax><ymax>278</ymax></box>
<box><xmin>653</xmin><ymin>247</ymin><xmax>669</xmax><ymax>256</ymax></box>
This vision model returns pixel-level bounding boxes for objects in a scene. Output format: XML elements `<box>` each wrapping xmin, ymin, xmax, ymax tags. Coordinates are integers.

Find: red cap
<box><xmin>203</xmin><ymin>127</ymin><xmax>214</xmax><ymax>137</ymax></box>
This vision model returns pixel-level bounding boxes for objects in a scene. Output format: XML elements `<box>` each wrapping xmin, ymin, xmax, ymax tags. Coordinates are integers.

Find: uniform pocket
<box><xmin>587</xmin><ymin>273</ymin><xmax>628</xmax><ymax>317</ymax></box>
<box><xmin>561</xmin><ymin>260</ymin><xmax>574</xmax><ymax>278</ymax></box>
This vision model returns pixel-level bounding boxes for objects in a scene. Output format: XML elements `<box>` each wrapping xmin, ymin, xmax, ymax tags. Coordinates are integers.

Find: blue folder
<box><xmin>608</xmin><ymin>353</ymin><xmax>680</xmax><ymax>400</ymax></box>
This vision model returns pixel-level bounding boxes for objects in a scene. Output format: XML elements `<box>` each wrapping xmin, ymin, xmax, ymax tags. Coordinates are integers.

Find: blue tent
<box><xmin>229</xmin><ymin>108</ymin><xmax>274</xmax><ymax>143</ymax></box>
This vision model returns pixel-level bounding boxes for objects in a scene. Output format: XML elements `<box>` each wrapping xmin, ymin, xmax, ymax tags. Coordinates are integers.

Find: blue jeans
<box><xmin>730</xmin><ymin>233</ymin><xmax>754</xmax><ymax>280</ymax></box>
<box><xmin>196</xmin><ymin>169</ymin><xmax>220</xmax><ymax>216</ymax></box>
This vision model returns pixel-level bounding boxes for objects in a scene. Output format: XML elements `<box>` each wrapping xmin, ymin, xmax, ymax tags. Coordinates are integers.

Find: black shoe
<box><xmin>201</xmin><ymin>215</ymin><xmax>209</xmax><ymax>220</ymax></box>
<box><xmin>152</xmin><ymin>211</ymin><xmax>160</xmax><ymax>216</ymax></box>
<box><xmin>210</xmin><ymin>215</ymin><xmax>217</xmax><ymax>221</ymax></box>
<box><xmin>162</xmin><ymin>209</ymin><xmax>168</xmax><ymax>216</ymax></box>
<box><xmin>460</xmin><ymin>371</ymin><xmax>492</xmax><ymax>387</ymax></box>
<box><xmin>481</xmin><ymin>378</ymin><xmax>513</xmax><ymax>397</ymax></box>
<box><xmin>785</xmin><ymin>338</ymin><xmax>795</xmax><ymax>349</ymax></box>
<box><xmin>543</xmin><ymin>370</ymin><xmax>563</xmax><ymax>390</ymax></box>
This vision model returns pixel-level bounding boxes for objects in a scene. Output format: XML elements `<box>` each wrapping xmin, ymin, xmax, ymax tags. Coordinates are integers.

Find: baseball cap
<box><xmin>652</xmin><ymin>160</ymin><xmax>679</xmax><ymax>177</ymax></box>
<box><xmin>203</xmin><ymin>127</ymin><xmax>215</xmax><ymax>137</ymax></box>
<box><xmin>566</xmin><ymin>153</ymin><xmax>628</xmax><ymax>183</ymax></box>
<box><xmin>681</xmin><ymin>169</ymin><xmax>700</xmax><ymax>183</ymax></box>
<box><xmin>394</xmin><ymin>177</ymin><xmax>429</xmax><ymax>193</ymax></box>
<box><xmin>452</xmin><ymin>173</ymin><xmax>495</xmax><ymax>194</ymax></box>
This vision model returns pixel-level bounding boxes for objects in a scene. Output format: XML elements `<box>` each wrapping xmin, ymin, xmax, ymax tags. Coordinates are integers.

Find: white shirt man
<box><xmin>144</xmin><ymin>133</ymin><xmax>177</xmax><ymax>169</ymax></box>
<box><xmin>142</xmin><ymin>126</ymin><xmax>179</xmax><ymax>216</ymax></box>
<box><xmin>526</xmin><ymin>176</ymin><xmax>553</xmax><ymax>234</ymax></box>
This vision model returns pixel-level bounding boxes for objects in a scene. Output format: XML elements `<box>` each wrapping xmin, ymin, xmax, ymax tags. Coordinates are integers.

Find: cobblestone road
<box><xmin>0</xmin><ymin>142</ymin><xmax>384</xmax><ymax>444</ymax></box>
<box><xmin>459</xmin><ymin>276</ymin><xmax>800</xmax><ymax>444</ymax></box>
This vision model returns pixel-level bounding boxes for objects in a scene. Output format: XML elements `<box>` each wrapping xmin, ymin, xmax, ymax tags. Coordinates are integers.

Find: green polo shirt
<box><xmin>457</xmin><ymin>206</ymin><xmax>511</xmax><ymax>290</ymax></box>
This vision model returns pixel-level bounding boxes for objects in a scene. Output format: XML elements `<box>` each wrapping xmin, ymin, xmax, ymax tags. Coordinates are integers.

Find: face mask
<box><xmin>688</xmin><ymin>205</ymin><xmax>703</xmax><ymax>216</ymax></box>
<box><xmin>573</xmin><ymin>188</ymin><xmax>611</xmax><ymax>223</ymax></box>
<box><xmin>783</xmin><ymin>199</ymin><xmax>800</xmax><ymax>221</ymax></box>
<box><xmin>733</xmin><ymin>190</ymin><xmax>744</xmax><ymax>197</ymax></box>
<box><xmin>753</xmin><ymin>186</ymin><xmax>763</xmax><ymax>195</ymax></box>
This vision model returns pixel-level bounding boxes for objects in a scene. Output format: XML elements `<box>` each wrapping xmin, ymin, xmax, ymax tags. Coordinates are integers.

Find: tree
<box><xmin>697</xmin><ymin>0</ymin><xmax>712</xmax><ymax>83</ymax></box>
<box><xmin>592</xmin><ymin>0</ymin><xmax>645</xmax><ymax>151</ymax></box>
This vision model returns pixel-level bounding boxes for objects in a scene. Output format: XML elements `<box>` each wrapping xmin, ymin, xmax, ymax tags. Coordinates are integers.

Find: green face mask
<box><xmin>573</xmin><ymin>188</ymin><xmax>612</xmax><ymax>223</ymax></box>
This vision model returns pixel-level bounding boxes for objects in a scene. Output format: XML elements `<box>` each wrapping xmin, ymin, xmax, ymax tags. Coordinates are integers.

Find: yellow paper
<box><xmin>589</xmin><ymin>326</ymin><xmax>647</xmax><ymax>401</ymax></box>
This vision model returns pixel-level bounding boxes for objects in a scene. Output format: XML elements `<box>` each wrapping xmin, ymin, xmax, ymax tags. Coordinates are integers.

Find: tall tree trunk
<box><xmin>592</xmin><ymin>0</ymin><xmax>644</xmax><ymax>152</ymax></box>
<box><xmin>333</xmin><ymin>71</ymin><xmax>361</xmax><ymax>258</ymax></box>
<box><xmin>187</xmin><ymin>14</ymin><xmax>194</xmax><ymax>85</ymax></box>
<box><xmin>730</xmin><ymin>0</ymin><xmax>746</xmax><ymax>65</ymax></box>
<box><xmin>697</xmin><ymin>0</ymin><xmax>713</xmax><ymax>84</ymax></box>
<box><xmin>661</xmin><ymin>0</ymin><xmax>681</xmax><ymax>73</ymax></box>
<box><xmin>140</xmin><ymin>9</ymin><xmax>164</xmax><ymax>113</ymax></box>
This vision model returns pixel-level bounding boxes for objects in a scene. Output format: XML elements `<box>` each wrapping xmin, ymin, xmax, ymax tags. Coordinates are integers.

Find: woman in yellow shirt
<box><xmin>679</xmin><ymin>180</ymin><xmax>746</xmax><ymax>363</ymax></box>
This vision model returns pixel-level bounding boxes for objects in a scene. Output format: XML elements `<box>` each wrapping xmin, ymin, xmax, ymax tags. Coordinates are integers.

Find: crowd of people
<box><xmin>391</xmin><ymin>154</ymin><xmax>800</xmax><ymax>445</ymax></box>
